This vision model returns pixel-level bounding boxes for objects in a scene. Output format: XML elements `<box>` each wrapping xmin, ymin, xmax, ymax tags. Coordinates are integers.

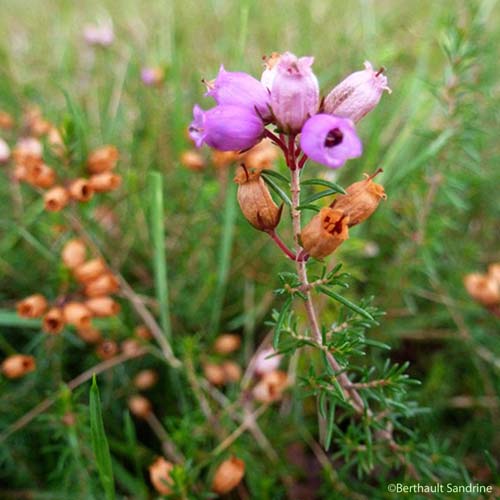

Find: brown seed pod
<box><xmin>241</xmin><ymin>138</ymin><xmax>278</xmax><ymax>170</ymax></box>
<box><xmin>12</xmin><ymin>137</ymin><xmax>43</xmax><ymax>168</ymax></box>
<box><xmin>13</xmin><ymin>165</ymin><xmax>28</xmax><ymax>181</ymax></box>
<box><xmin>85</xmin><ymin>297</ymin><xmax>120</xmax><ymax>317</ymax></box>
<box><xmin>87</xmin><ymin>145</ymin><xmax>119</xmax><ymax>174</ymax></box>
<box><xmin>26</xmin><ymin>163</ymin><xmax>56</xmax><ymax>189</ymax></box>
<box><xmin>212</xmin><ymin>149</ymin><xmax>241</xmax><ymax>168</ymax></box>
<box><xmin>330</xmin><ymin>171</ymin><xmax>386</xmax><ymax>227</ymax></box>
<box><xmin>212</xmin><ymin>456</ymin><xmax>245</xmax><ymax>495</ymax></box>
<box><xmin>252</xmin><ymin>370</ymin><xmax>289</xmax><ymax>403</ymax></box>
<box><xmin>221</xmin><ymin>361</ymin><xmax>242</xmax><ymax>383</ymax></box>
<box><xmin>300</xmin><ymin>207</ymin><xmax>349</xmax><ymax>259</ymax></box>
<box><xmin>44</xmin><ymin>186</ymin><xmax>70</xmax><ymax>212</ymax></box>
<box><xmin>68</xmin><ymin>178</ymin><xmax>94</xmax><ymax>202</ymax></box>
<box><xmin>96</xmin><ymin>340</ymin><xmax>119</xmax><ymax>359</ymax></box>
<box><xmin>16</xmin><ymin>294</ymin><xmax>48</xmax><ymax>318</ymax></box>
<box><xmin>63</xmin><ymin>302</ymin><xmax>93</xmax><ymax>330</ymax></box>
<box><xmin>1</xmin><ymin>354</ymin><xmax>36</xmax><ymax>379</ymax></box>
<box><xmin>134</xmin><ymin>325</ymin><xmax>153</xmax><ymax>340</ymax></box>
<box><xmin>133</xmin><ymin>369</ymin><xmax>159</xmax><ymax>390</ymax></box>
<box><xmin>149</xmin><ymin>457</ymin><xmax>174</xmax><ymax>495</ymax></box>
<box><xmin>121</xmin><ymin>339</ymin><xmax>143</xmax><ymax>356</ymax></box>
<box><xmin>488</xmin><ymin>263</ymin><xmax>500</xmax><ymax>286</ymax></box>
<box><xmin>464</xmin><ymin>274</ymin><xmax>500</xmax><ymax>306</ymax></box>
<box><xmin>42</xmin><ymin>307</ymin><xmax>65</xmax><ymax>334</ymax></box>
<box><xmin>89</xmin><ymin>172</ymin><xmax>122</xmax><ymax>192</ymax></box>
<box><xmin>84</xmin><ymin>273</ymin><xmax>119</xmax><ymax>297</ymax></box>
<box><xmin>180</xmin><ymin>150</ymin><xmax>205</xmax><ymax>171</ymax></box>
<box><xmin>0</xmin><ymin>110</ymin><xmax>14</xmax><ymax>129</ymax></box>
<box><xmin>214</xmin><ymin>333</ymin><xmax>241</xmax><ymax>355</ymax></box>
<box><xmin>73</xmin><ymin>258</ymin><xmax>108</xmax><ymax>284</ymax></box>
<box><xmin>61</xmin><ymin>239</ymin><xmax>87</xmax><ymax>269</ymax></box>
<box><xmin>234</xmin><ymin>165</ymin><xmax>281</xmax><ymax>232</ymax></box>
<box><xmin>128</xmin><ymin>395</ymin><xmax>152</xmax><ymax>419</ymax></box>
<box><xmin>203</xmin><ymin>363</ymin><xmax>226</xmax><ymax>386</ymax></box>
<box><xmin>76</xmin><ymin>326</ymin><xmax>102</xmax><ymax>344</ymax></box>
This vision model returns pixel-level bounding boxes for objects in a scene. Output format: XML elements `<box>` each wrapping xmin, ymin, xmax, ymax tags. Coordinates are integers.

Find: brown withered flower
<box><xmin>133</xmin><ymin>369</ymin><xmax>159</xmax><ymax>390</ymax></box>
<box><xmin>203</xmin><ymin>363</ymin><xmax>226</xmax><ymax>386</ymax></box>
<box><xmin>44</xmin><ymin>186</ymin><xmax>70</xmax><ymax>212</ymax></box>
<box><xmin>241</xmin><ymin>138</ymin><xmax>278</xmax><ymax>170</ymax></box>
<box><xmin>211</xmin><ymin>149</ymin><xmax>241</xmax><ymax>168</ymax></box>
<box><xmin>149</xmin><ymin>457</ymin><xmax>174</xmax><ymax>495</ymax></box>
<box><xmin>84</xmin><ymin>273</ymin><xmax>119</xmax><ymax>297</ymax></box>
<box><xmin>134</xmin><ymin>324</ymin><xmax>153</xmax><ymax>340</ymax></box>
<box><xmin>330</xmin><ymin>170</ymin><xmax>386</xmax><ymax>227</ymax></box>
<box><xmin>128</xmin><ymin>395</ymin><xmax>152</xmax><ymax>419</ymax></box>
<box><xmin>87</xmin><ymin>145</ymin><xmax>119</xmax><ymax>174</ymax></box>
<box><xmin>180</xmin><ymin>150</ymin><xmax>205</xmax><ymax>171</ymax></box>
<box><xmin>42</xmin><ymin>307</ymin><xmax>65</xmax><ymax>334</ymax></box>
<box><xmin>85</xmin><ymin>297</ymin><xmax>121</xmax><ymax>317</ymax></box>
<box><xmin>1</xmin><ymin>354</ymin><xmax>36</xmax><ymax>379</ymax></box>
<box><xmin>63</xmin><ymin>302</ymin><xmax>93</xmax><ymax>330</ymax></box>
<box><xmin>16</xmin><ymin>294</ymin><xmax>48</xmax><ymax>318</ymax></box>
<box><xmin>252</xmin><ymin>370</ymin><xmax>289</xmax><ymax>404</ymax></box>
<box><xmin>73</xmin><ymin>258</ymin><xmax>108</xmax><ymax>284</ymax></box>
<box><xmin>0</xmin><ymin>110</ymin><xmax>14</xmax><ymax>129</ymax></box>
<box><xmin>464</xmin><ymin>273</ymin><xmax>500</xmax><ymax>306</ymax></box>
<box><xmin>212</xmin><ymin>456</ymin><xmax>246</xmax><ymax>495</ymax></box>
<box><xmin>234</xmin><ymin>165</ymin><xmax>282</xmax><ymax>232</ymax></box>
<box><xmin>213</xmin><ymin>333</ymin><xmax>241</xmax><ymax>355</ymax></box>
<box><xmin>68</xmin><ymin>178</ymin><xmax>94</xmax><ymax>202</ymax></box>
<box><xmin>26</xmin><ymin>163</ymin><xmax>56</xmax><ymax>189</ymax></box>
<box><xmin>61</xmin><ymin>239</ymin><xmax>87</xmax><ymax>269</ymax></box>
<box><xmin>76</xmin><ymin>326</ymin><xmax>102</xmax><ymax>344</ymax></box>
<box><xmin>300</xmin><ymin>207</ymin><xmax>349</xmax><ymax>259</ymax></box>
<box><xmin>89</xmin><ymin>172</ymin><xmax>122</xmax><ymax>192</ymax></box>
<box><xmin>221</xmin><ymin>361</ymin><xmax>242</xmax><ymax>383</ymax></box>
<box><xmin>96</xmin><ymin>340</ymin><xmax>119</xmax><ymax>359</ymax></box>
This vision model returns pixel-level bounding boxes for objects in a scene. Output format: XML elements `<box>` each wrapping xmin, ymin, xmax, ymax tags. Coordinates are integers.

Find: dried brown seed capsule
<box><xmin>180</xmin><ymin>150</ymin><xmax>205</xmax><ymax>171</ymax></box>
<box><xmin>121</xmin><ymin>339</ymin><xmax>143</xmax><ymax>356</ymax></box>
<box><xmin>330</xmin><ymin>171</ymin><xmax>386</xmax><ymax>227</ymax></box>
<box><xmin>128</xmin><ymin>395</ymin><xmax>152</xmax><ymax>419</ymax></box>
<box><xmin>0</xmin><ymin>110</ymin><xmax>14</xmax><ymax>129</ymax></box>
<box><xmin>13</xmin><ymin>165</ymin><xmax>28</xmax><ymax>181</ymax></box>
<box><xmin>68</xmin><ymin>178</ymin><xmax>94</xmax><ymax>202</ymax></box>
<box><xmin>61</xmin><ymin>239</ymin><xmax>87</xmax><ymax>269</ymax></box>
<box><xmin>252</xmin><ymin>370</ymin><xmax>289</xmax><ymax>403</ymax></box>
<box><xmin>16</xmin><ymin>294</ymin><xmax>48</xmax><ymax>318</ymax></box>
<box><xmin>133</xmin><ymin>369</ymin><xmax>159</xmax><ymax>390</ymax></box>
<box><xmin>42</xmin><ymin>307</ymin><xmax>65</xmax><ymax>334</ymax></box>
<box><xmin>221</xmin><ymin>361</ymin><xmax>242</xmax><ymax>383</ymax></box>
<box><xmin>26</xmin><ymin>163</ymin><xmax>56</xmax><ymax>189</ymax></box>
<box><xmin>96</xmin><ymin>340</ymin><xmax>119</xmax><ymax>359</ymax></box>
<box><xmin>1</xmin><ymin>354</ymin><xmax>36</xmax><ymax>379</ymax></box>
<box><xmin>134</xmin><ymin>324</ymin><xmax>153</xmax><ymax>340</ymax></box>
<box><xmin>12</xmin><ymin>137</ymin><xmax>43</xmax><ymax>168</ymax></box>
<box><xmin>87</xmin><ymin>145</ymin><xmax>119</xmax><ymax>174</ymax></box>
<box><xmin>63</xmin><ymin>302</ymin><xmax>93</xmax><ymax>330</ymax></box>
<box><xmin>24</xmin><ymin>106</ymin><xmax>51</xmax><ymax>136</ymax></box>
<box><xmin>488</xmin><ymin>263</ymin><xmax>500</xmax><ymax>286</ymax></box>
<box><xmin>85</xmin><ymin>297</ymin><xmax>120</xmax><ymax>317</ymax></box>
<box><xmin>149</xmin><ymin>457</ymin><xmax>174</xmax><ymax>495</ymax></box>
<box><xmin>300</xmin><ymin>207</ymin><xmax>349</xmax><ymax>259</ymax></box>
<box><xmin>84</xmin><ymin>273</ymin><xmax>120</xmax><ymax>297</ymax></box>
<box><xmin>44</xmin><ymin>186</ymin><xmax>70</xmax><ymax>212</ymax></box>
<box><xmin>241</xmin><ymin>138</ymin><xmax>278</xmax><ymax>170</ymax></box>
<box><xmin>234</xmin><ymin>165</ymin><xmax>281</xmax><ymax>232</ymax></box>
<box><xmin>212</xmin><ymin>456</ymin><xmax>245</xmax><ymax>495</ymax></box>
<box><xmin>203</xmin><ymin>363</ymin><xmax>226</xmax><ymax>386</ymax></box>
<box><xmin>89</xmin><ymin>172</ymin><xmax>122</xmax><ymax>192</ymax></box>
<box><xmin>464</xmin><ymin>274</ymin><xmax>500</xmax><ymax>306</ymax></box>
<box><xmin>77</xmin><ymin>326</ymin><xmax>102</xmax><ymax>344</ymax></box>
<box><xmin>214</xmin><ymin>333</ymin><xmax>241</xmax><ymax>355</ymax></box>
<box><xmin>73</xmin><ymin>258</ymin><xmax>108</xmax><ymax>284</ymax></box>
<box><xmin>212</xmin><ymin>149</ymin><xmax>241</xmax><ymax>168</ymax></box>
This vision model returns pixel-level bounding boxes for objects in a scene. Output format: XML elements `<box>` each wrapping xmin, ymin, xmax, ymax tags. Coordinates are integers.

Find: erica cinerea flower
<box><xmin>189</xmin><ymin>105</ymin><xmax>264</xmax><ymax>151</ymax></box>
<box><xmin>205</xmin><ymin>65</ymin><xmax>271</xmax><ymax>119</ymax></box>
<box><xmin>270</xmin><ymin>52</ymin><xmax>319</xmax><ymax>133</ymax></box>
<box><xmin>324</xmin><ymin>61</ymin><xmax>391</xmax><ymax>123</ymax></box>
<box><xmin>300</xmin><ymin>114</ymin><xmax>362</xmax><ymax>168</ymax></box>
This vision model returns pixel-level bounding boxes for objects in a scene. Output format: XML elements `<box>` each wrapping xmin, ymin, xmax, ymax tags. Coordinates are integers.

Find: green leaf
<box><xmin>324</xmin><ymin>403</ymin><xmax>336</xmax><ymax>450</ymax></box>
<box><xmin>301</xmin><ymin>189</ymin><xmax>339</xmax><ymax>205</ymax></box>
<box><xmin>261</xmin><ymin>168</ymin><xmax>290</xmax><ymax>184</ymax></box>
<box><xmin>90</xmin><ymin>375</ymin><xmax>116</xmax><ymax>500</ymax></box>
<box><xmin>296</xmin><ymin>204</ymin><xmax>320</xmax><ymax>212</ymax></box>
<box><xmin>261</xmin><ymin>173</ymin><xmax>292</xmax><ymax>207</ymax></box>
<box><xmin>301</xmin><ymin>178</ymin><xmax>346</xmax><ymax>194</ymax></box>
<box><xmin>273</xmin><ymin>297</ymin><xmax>292</xmax><ymax>349</ymax></box>
<box><xmin>318</xmin><ymin>286</ymin><xmax>376</xmax><ymax>322</ymax></box>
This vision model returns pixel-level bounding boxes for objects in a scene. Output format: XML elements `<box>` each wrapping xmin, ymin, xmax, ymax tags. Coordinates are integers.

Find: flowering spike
<box><xmin>324</xmin><ymin>61</ymin><xmax>391</xmax><ymax>122</ymax></box>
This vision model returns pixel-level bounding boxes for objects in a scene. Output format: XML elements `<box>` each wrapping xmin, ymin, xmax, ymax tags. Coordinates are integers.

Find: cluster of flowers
<box><xmin>464</xmin><ymin>263</ymin><xmax>500</xmax><ymax>316</ymax></box>
<box><xmin>0</xmin><ymin>107</ymin><xmax>121</xmax><ymax>211</ymax></box>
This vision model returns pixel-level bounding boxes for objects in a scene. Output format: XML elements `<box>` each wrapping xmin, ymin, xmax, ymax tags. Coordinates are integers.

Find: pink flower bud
<box><xmin>324</xmin><ymin>61</ymin><xmax>391</xmax><ymax>123</ymax></box>
<box><xmin>270</xmin><ymin>52</ymin><xmax>319</xmax><ymax>133</ymax></box>
<box><xmin>254</xmin><ymin>347</ymin><xmax>282</xmax><ymax>376</ymax></box>
<box><xmin>0</xmin><ymin>138</ymin><xmax>10</xmax><ymax>164</ymax></box>
<box><xmin>260</xmin><ymin>52</ymin><xmax>281</xmax><ymax>91</ymax></box>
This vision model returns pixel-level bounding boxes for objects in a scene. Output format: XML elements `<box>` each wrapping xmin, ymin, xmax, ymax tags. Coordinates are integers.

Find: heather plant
<box><xmin>0</xmin><ymin>1</ymin><xmax>499</xmax><ymax>499</ymax></box>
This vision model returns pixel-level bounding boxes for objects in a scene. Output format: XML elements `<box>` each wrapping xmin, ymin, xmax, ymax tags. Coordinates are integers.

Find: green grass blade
<box><xmin>89</xmin><ymin>375</ymin><xmax>116</xmax><ymax>500</ymax></box>
<box><xmin>301</xmin><ymin>178</ymin><xmax>346</xmax><ymax>194</ymax></box>
<box><xmin>318</xmin><ymin>286</ymin><xmax>376</xmax><ymax>322</ymax></box>
<box><xmin>0</xmin><ymin>310</ymin><xmax>41</xmax><ymax>328</ymax></box>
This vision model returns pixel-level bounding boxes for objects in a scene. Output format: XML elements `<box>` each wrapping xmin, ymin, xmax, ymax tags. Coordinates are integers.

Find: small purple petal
<box><xmin>189</xmin><ymin>105</ymin><xmax>264</xmax><ymax>151</ymax></box>
<box><xmin>300</xmin><ymin>114</ymin><xmax>362</xmax><ymax>169</ymax></box>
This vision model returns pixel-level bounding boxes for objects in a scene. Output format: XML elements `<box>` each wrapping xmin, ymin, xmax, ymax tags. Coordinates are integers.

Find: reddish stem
<box><xmin>267</xmin><ymin>229</ymin><xmax>297</xmax><ymax>260</ymax></box>
<box><xmin>263</xmin><ymin>129</ymin><xmax>287</xmax><ymax>154</ymax></box>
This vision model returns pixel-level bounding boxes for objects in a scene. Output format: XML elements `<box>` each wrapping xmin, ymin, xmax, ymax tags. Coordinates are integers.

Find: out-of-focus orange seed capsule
<box><xmin>27</xmin><ymin>163</ymin><xmax>56</xmax><ymax>189</ymax></box>
<box><xmin>69</xmin><ymin>178</ymin><xmax>94</xmax><ymax>202</ymax></box>
<box><xmin>0</xmin><ymin>110</ymin><xmax>14</xmax><ymax>129</ymax></box>
<box><xmin>96</xmin><ymin>340</ymin><xmax>119</xmax><ymax>359</ymax></box>
<box><xmin>252</xmin><ymin>370</ymin><xmax>289</xmax><ymax>404</ymax></box>
<box><xmin>464</xmin><ymin>274</ymin><xmax>500</xmax><ymax>306</ymax></box>
<box><xmin>133</xmin><ymin>369</ymin><xmax>159</xmax><ymax>390</ymax></box>
<box><xmin>134</xmin><ymin>325</ymin><xmax>153</xmax><ymax>340</ymax></box>
<box><xmin>180</xmin><ymin>150</ymin><xmax>205</xmax><ymax>171</ymax></box>
<box><xmin>89</xmin><ymin>172</ymin><xmax>122</xmax><ymax>192</ymax></box>
<box><xmin>1</xmin><ymin>354</ymin><xmax>36</xmax><ymax>379</ymax></box>
<box><xmin>61</xmin><ymin>239</ymin><xmax>87</xmax><ymax>269</ymax></box>
<box><xmin>214</xmin><ymin>333</ymin><xmax>241</xmax><ymax>355</ymax></box>
<box><xmin>212</xmin><ymin>456</ymin><xmax>245</xmax><ymax>495</ymax></box>
<box><xmin>87</xmin><ymin>145</ymin><xmax>119</xmax><ymax>174</ymax></box>
<box><xmin>13</xmin><ymin>165</ymin><xmax>28</xmax><ymax>181</ymax></box>
<box><xmin>76</xmin><ymin>326</ymin><xmax>102</xmax><ymax>344</ymax></box>
<box><xmin>42</xmin><ymin>307</ymin><xmax>65</xmax><ymax>334</ymax></box>
<box><xmin>241</xmin><ymin>138</ymin><xmax>279</xmax><ymax>170</ymax></box>
<box><xmin>12</xmin><ymin>137</ymin><xmax>43</xmax><ymax>168</ymax></box>
<box><xmin>85</xmin><ymin>297</ymin><xmax>120</xmax><ymax>317</ymax></box>
<box><xmin>149</xmin><ymin>457</ymin><xmax>174</xmax><ymax>495</ymax></box>
<box><xmin>121</xmin><ymin>339</ymin><xmax>142</xmax><ymax>356</ymax></box>
<box><xmin>211</xmin><ymin>149</ymin><xmax>241</xmax><ymax>168</ymax></box>
<box><xmin>44</xmin><ymin>186</ymin><xmax>70</xmax><ymax>212</ymax></box>
<box><xmin>84</xmin><ymin>273</ymin><xmax>119</xmax><ymax>297</ymax></box>
<box><xmin>63</xmin><ymin>302</ymin><xmax>93</xmax><ymax>330</ymax></box>
<box><xmin>488</xmin><ymin>263</ymin><xmax>500</xmax><ymax>286</ymax></box>
<box><xmin>203</xmin><ymin>363</ymin><xmax>226</xmax><ymax>386</ymax></box>
<box><xmin>128</xmin><ymin>395</ymin><xmax>152</xmax><ymax>419</ymax></box>
<box><xmin>73</xmin><ymin>258</ymin><xmax>108</xmax><ymax>284</ymax></box>
<box><xmin>16</xmin><ymin>294</ymin><xmax>48</xmax><ymax>318</ymax></box>
<box><xmin>221</xmin><ymin>361</ymin><xmax>242</xmax><ymax>383</ymax></box>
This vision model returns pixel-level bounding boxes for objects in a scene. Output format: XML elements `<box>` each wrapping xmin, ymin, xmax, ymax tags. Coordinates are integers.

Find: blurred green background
<box><xmin>0</xmin><ymin>0</ymin><xmax>499</xmax><ymax>498</ymax></box>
